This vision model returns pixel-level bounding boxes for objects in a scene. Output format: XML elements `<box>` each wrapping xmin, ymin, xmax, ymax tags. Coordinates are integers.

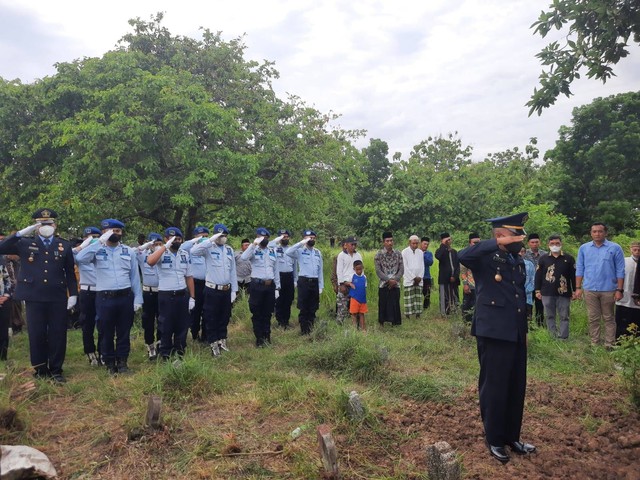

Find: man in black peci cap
<box><xmin>458</xmin><ymin>212</ymin><xmax>536</xmax><ymax>464</ymax></box>
<box><xmin>0</xmin><ymin>208</ymin><xmax>78</xmax><ymax>383</ymax></box>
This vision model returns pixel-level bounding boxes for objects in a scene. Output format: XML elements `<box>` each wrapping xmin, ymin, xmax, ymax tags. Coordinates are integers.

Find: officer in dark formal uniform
<box><xmin>270</xmin><ymin>229</ymin><xmax>297</xmax><ymax>329</ymax></box>
<box><xmin>0</xmin><ymin>208</ymin><xmax>78</xmax><ymax>383</ymax></box>
<box><xmin>458</xmin><ymin>213</ymin><xmax>536</xmax><ymax>464</ymax></box>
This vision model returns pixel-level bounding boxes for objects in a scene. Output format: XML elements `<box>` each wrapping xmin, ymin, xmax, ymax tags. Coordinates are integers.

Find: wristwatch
<box><xmin>616</xmin><ymin>288</ymin><xmax>624</xmax><ymax>293</ymax></box>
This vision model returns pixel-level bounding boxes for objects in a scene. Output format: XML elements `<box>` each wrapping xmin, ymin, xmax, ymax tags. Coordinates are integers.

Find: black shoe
<box><xmin>508</xmin><ymin>441</ymin><xmax>536</xmax><ymax>455</ymax></box>
<box><xmin>51</xmin><ymin>373</ymin><xmax>67</xmax><ymax>384</ymax></box>
<box><xmin>33</xmin><ymin>370</ymin><xmax>51</xmax><ymax>380</ymax></box>
<box><xmin>487</xmin><ymin>443</ymin><xmax>509</xmax><ymax>463</ymax></box>
<box><xmin>106</xmin><ymin>364</ymin><xmax>118</xmax><ymax>375</ymax></box>
<box><xmin>116</xmin><ymin>359</ymin><xmax>130</xmax><ymax>374</ymax></box>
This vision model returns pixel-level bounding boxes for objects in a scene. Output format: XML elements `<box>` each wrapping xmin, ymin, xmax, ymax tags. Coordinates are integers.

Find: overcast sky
<box><xmin>1</xmin><ymin>0</ymin><xmax>638</xmax><ymax>161</ymax></box>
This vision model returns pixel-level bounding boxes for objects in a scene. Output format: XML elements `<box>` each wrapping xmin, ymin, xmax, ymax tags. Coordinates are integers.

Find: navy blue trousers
<box><xmin>476</xmin><ymin>335</ymin><xmax>527</xmax><ymax>446</ymax></box>
<box><xmin>190</xmin><ymin>278</ymin><xmax>206</xmax><ymax>340</ymax></box>
<box><xmin>249</xmin><ymin>282</ymin><xmax>275</xmax><ymax>345</ymax></box>
<box><xmin>275</xmin><ymin>271</ymin><xmax>295</xmax><ymax>326</ymax></box>
<box><xmin>158</xmin><ymin>292</ymin><xmax>190</xmax><ymax>358</ymax></box>
<box><xmin>25</xmin><ymin>300</ymin><xmax>68</xmax><ymax>375</ymax></box>
<box><xmin>141</xmin><ymin>290</ymin><xmax>160</xmax><ymax>345</ymax></box>
<box><xmin>203</xmin><ymin>287</ymin><xmax>232</xmax><ymax>343</ymax></box>
<box><xmin>96</xmin><ymin>293</ymin><xmax>134</xmax><ymax>364</ymax></box>
<box><xmin>79</xmin><ymin>290</ymin><xmax>101</xmax><ymax>355</ymax></box>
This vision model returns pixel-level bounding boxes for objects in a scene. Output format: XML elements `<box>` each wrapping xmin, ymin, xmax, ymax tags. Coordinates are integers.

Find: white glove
<box><xmin>99</xmin><ymin>229</ymin><xmax>114</xmax><ymax>245</ymax></box>
<box><xmin>67</xmin><ymin>295</ymin><xmax>77</xmax><ymax>310</ymax></box>
<box><xmin>164</xmin><ymin>236</ymin><xmax>176</xmax><ymax>249</ymax></box>
<box><xmin>319</xmin><ymin>288</ymin><xmax>323</xmax><ymax>295</ymax></box>
<box><xmin>231</xmin><ymin>291</ymin><xmax>237</xmax><ymax>303</ymax></box>
<box><xmin>211</xmin><ymin>232</ymin><xmax>224</xmax><ymax>242</ymax></box>
<box><xmin>273</xmin><ymin>235</ymin><xmax>284</xmax><ymax>244</ymax></box>
<box><xmin>134</xmin><ymin>303</ymin><xmax>142</xmax><ymax>312</ymax></box>
<box><xmin>275</xmin><ymin>290</ymin><xmax>280</xmax><ymax>300</ymax></box>
<box><xmin>17</xmin><ymin>223</ymin><xmax>40</xmax><ymax>237</ymax></box>
<box><xmin>78</xmin><ymin>236</ymin><xmax>94</xmax><ymax>249</ymax></box>
<box><xmin>189</xmin><ymin>297</ymin><xmax>196</xmax><ymax>311</ymax></box>
<box><xmin>253</xmin><ymin>236</ymin><xmax>264</xmax><ymax>245</ymax></box>
<box><xmin>295</xmin><ymin>238</ymin><xmax>311</xmax><ymax>247</ymax></box>
<box><xmin>138</xmin><ymin>240</ymin><xmax>154</xmax><ymax>251</ymax></box>
<box><xmin>294</xmin><ymin>281</ymin><xmax>297</xmax><ymax>288</ymax></box>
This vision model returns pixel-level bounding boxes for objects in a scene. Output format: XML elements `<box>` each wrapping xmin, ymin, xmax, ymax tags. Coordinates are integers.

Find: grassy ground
<box><xmin>0</xmin><ymin>248</ymin><xmax>631</xmax><ymax>479</ymax></box>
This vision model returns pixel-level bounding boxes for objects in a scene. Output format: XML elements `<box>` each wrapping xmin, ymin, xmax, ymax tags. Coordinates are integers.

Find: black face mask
<box><xmin>109</xmin><ymin>234</ymin><xmax>122</xmax><ymax>243</ymax></box>
<box><xmin>259</xmin><ymin>239</ymin><xmax>269</xmax><ymax>248</ymax></box>
<box><xmin>307</xmin><ymin>240</ymin><xmax>316</xmax><ymax>247</ymax></box>
<box><xmin>280</xmin><ymin>239</ymin><xmax>289</xmax><ymax>246</ymax></box>
<box><xmin>505</xmin><ymin>241</ymin><xmax>524</xmax><ymax>254</ymax></box>
<box><xmin>170</xmin><ymin>242</ymin><xmax>181</xmax><ymax>251</ymax></box>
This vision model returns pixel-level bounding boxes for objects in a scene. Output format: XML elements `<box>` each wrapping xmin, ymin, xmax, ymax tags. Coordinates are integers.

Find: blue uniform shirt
<box><xmin>349</xmin><ymin>272</ymin><xmax>367</xmax><ymax>304</ymax></box>
<box><xmin>268</xmin><ymin>241</ymin><xmax>298</xmax><ymax>279</ymax></box>
<box><xmin>241</xmin><ymin>243</ymin><xmax>281</xmax><ymax>289</ymax></box>
<box><xmin>136</xmin><ymin>248</ymin><xmax>159</xmax><ymax>288</ymax></box>
<box><xmin>286</xmin><ymin>243</ymin><xmax>324</xmax><ymax>290</ymax></box>
<box><xmin>74</xmin><ymin>248</ymin><xmax>97</xmax><ymax>287</ymax></box>
<box><xmin>153</xmin><ymin>249</ymin><xmax>192</xmax><ymax>291</ymax></box>
<box><xmin>181</xmin><ymin>238</ymin><xmax>207</xmax><ymax>280</ymax></box>
<box><xmin>75</xmin><ymin>240</ymin><xmax>143</xmax><ymax>304</ymax></box>
<box><xmin>190</xmin><ymin>240</ymin><xmax>238</xmax><ymax>292</ymax></box>
<box><xmin>576</xmin><ymin>239</ymin><xmax>625</xmax><ymax>291</ymax></box>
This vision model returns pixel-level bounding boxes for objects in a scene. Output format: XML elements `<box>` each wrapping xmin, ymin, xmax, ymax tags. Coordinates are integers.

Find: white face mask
<box><xmin>216</xmin><ymin>236</ymin><xmax>228</xmax><ymax>245</ymax></box>
<box><xmin>549</xmin><ymin>245</ymin><xmax>562</xmax><ymax>253</ymax></box>
<box><xmin>39</xmin><ymin>225</ymin><xmax>55</xmax><ymax>238</ymax></box>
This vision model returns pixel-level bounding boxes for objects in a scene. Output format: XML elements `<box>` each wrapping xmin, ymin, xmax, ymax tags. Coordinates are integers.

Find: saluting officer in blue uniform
<box><xmin>287</xmin><ymin>230</ymin><xmax>324</xmax><ymax>335</ymax></box>
<box><xmin>190</xmin><ymin>223</ymin><xmax>238</xmax><ymax>356</ymax></box>
<box><xmin>241</xmin><ymin>228</ymin><xmax>280</xmax><ymax>347</ymax></box>
<box><xmin>269</xmin><ymin>229</ymin><xmax>298</xmax><ymax>329</ymax></box>
<box><xmin>136</xmin><ymin>232</ymin><xmax>163</xmax><ymax>360</ymax></box>
<box><xmin>458</xmin><ymin>213</ymin><xmax>536</xmax><ymax>464</ymax></box>
<box><xmin>75</xmin><ymin>219</ymin><xmax>143</xmax><ymax>374</ymax></box>
<box><xmin>73</xmin><ymin>227</ymin><xmax>102</xmax><ymax>366</ymax></box>
<box><xmin>0</xmin><ymin>208</ymin><xmax>78</xmax><ymax>383</ymax></box>
<box><xmin>181</xmin><ymin>226</ymin><xmax>210</xmax><ymax>342</ymax></box>
<box><xmin>145</xmin><ymin>228</ymin><xmax>195</xmax><ymax>360</ymax></box>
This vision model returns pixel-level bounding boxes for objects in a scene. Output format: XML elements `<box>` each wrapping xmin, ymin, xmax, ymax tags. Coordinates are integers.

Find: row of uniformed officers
<box><xmin>0</xmin><ymin>208</ymin><xmax>323</xmax><ymax>382</ymax></box>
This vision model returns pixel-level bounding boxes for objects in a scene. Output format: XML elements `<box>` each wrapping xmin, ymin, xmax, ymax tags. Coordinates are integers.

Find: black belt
<box><xmin>299</xmin><ymin>276</ymin><xmax>319</xmax><ymax>283</ymax></box>
<box><xmin>159</xmin><ymin>289</ymin><xmax>187</xmax><ymax>296</ymax></box>
<box><xmin>251</xmin><ymin>278</ymin><xmax>273</xmax><ymax>286</ymax></box>
<box><xmin>99</xmin><ymin>288</ymin><xmax>131</xmax><ymax>298</ymax></box>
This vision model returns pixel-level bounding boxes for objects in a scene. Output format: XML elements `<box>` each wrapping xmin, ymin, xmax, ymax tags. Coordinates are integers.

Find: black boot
<box><xmin>116</xmin><ymin>357</ymin><xmax>130</xmax><ymax>374</ymax></box>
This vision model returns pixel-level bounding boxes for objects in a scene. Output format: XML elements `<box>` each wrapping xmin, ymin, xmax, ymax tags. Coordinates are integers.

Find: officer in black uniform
<box><xmin>458</xmin><ymin>212</ymin><xmax>536</xmax><ymax>464</ymax></box>
<box><xmin>0</xmin><ymin>208</ymin><xmax>78</xmax><ymax>383</ymax></box>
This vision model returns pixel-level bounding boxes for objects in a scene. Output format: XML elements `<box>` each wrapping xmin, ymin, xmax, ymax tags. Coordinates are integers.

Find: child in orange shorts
<box><xmin>349</xmin><ymin>260</ymin><xmax>367</xmax><ymax>331</ymax></box>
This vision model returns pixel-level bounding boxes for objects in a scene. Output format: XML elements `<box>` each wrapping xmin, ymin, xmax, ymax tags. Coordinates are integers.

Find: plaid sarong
<box><xmin>403</xmin><ymin>285</ymin><xmax>423</xmax><ymax>316</ymax></box>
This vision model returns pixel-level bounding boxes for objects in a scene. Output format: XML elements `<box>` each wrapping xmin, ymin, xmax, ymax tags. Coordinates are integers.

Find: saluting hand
<box><xmin>164</xmin><ymin>236</ymin><xmax>176</xmax><ymax>250</ymax></box>
<box><xmin>78</xmin><ymin>236</ymin><xmax>94</xmax><ymax>250</ymax></box>
<box><xmin>138</xmin><ymin>241</ymin><xmax>154</xmax><ymax>251</ymax></box>
<box><xmin>99</xmin><ymin>229</ymin><xmax>114</xmax><ymax>245</ymax></box>
<box><xmin>253</xmin><ymin>236</ymin><xmax>264</xmax><ymax>246</ymax></box>
<box><xmin>17</xmin><ymin>223</ymin><xmax>41</xmax><ymax>237</ymax></box>
<box><xmin>272</xmin><ymin>235</ymin><xmax>284</xmax><ymax>244</ymax></box>
<box><xmin>211</xmin><ymin>232</ymin><xmax>224</xmax><ymax>242</ymax></box>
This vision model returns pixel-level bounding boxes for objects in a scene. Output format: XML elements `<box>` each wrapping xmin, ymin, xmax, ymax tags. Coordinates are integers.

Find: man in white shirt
<box><xmin>615</xmin><ymin>241</ymin><xmax>640</xmax><ymax>338</ymax></box>
<box><xmin>402</xmin><ymin>235</ymin><xmax>425</xmax><ymax>319</ymax></box>
<box><xmin>336</xmin><ymin>236</ymin><xmax>362</xmax><ymax>324</ymax></box>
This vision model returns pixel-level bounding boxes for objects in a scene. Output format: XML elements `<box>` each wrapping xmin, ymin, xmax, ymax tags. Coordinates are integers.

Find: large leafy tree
<box><xmin>545</xmin><ymin>91</ymin><xmax>640</xmax><ymax>235</ymax></box>
<box><xmin>528</xmin><ymin>0</ymin><xmax>640</xmax><ymax>115</ymax></box>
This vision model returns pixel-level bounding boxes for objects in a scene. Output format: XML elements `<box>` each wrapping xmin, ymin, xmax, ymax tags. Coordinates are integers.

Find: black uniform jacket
<box><xmin>0</xmin><ymin>234</ymin><xmax>77</xmax><ymax>302</ymax></box>
<box><xmin>458</xmin><ymin>239</ymin><xmax>527</xmax><ymax>342</ymax></box>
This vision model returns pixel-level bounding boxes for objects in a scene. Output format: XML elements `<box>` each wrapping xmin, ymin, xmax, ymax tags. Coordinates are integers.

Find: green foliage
<box><xmin>528</xmin><ymin>0</ymin><xmax>640</xmax><ymax>115</ymax></box>
<box><xmin>545</xmin><ymin>91</ymin><xmax>640</xmax><ymax>236</ymax></box>
<box><xmin>612</xmin><ymin>324</ymin><xmax>640</xmax><ymax>407</ymax></box>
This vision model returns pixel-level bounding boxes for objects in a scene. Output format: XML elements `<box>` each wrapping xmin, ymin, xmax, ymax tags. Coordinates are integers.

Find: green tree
<box><xmin>545</xmin><ymin>91</ymin><xmax>640</xmax><ymax>235</ymax></box>
<box><xmin>528</xmin><ymin>0</ymin><xmax>640</xmax><ymax>115</ymax></box>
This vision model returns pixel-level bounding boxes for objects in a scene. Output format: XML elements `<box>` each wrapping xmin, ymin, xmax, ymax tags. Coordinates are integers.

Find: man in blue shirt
<box><xmin>242</xmin><ymin>228</ymin><xmax>281</xmax><ymax>346</ymax></box>
<box><xmin>145</xmin><ymin>227</ymin><xmax>195</xmax><ymax>360</ymax></box>
<box><xmin>575</xmin><ymin>222</ymin><xmax>625</xmax><ymax>349</ymax></box>
<box><xmin>73</xmin><ymin>227</ymin><xmax>102</xmax><ymax>365</ymax></box>
<box><xmin>270</xmin><ymin>229</ymin><xmax>297</xmax><ymax>329</ymax></box>
<box><xmin>287</xmin><ymin>230</ymin><xmax>323</xmax><ymax>335</ymax></box>
<box><xmin>190</xmin><ymin>223</ymin><xmax>238</xmax><ymax>356</ymax></box>
<box><xmin>420</xmin><ymin>237</ymin><xmax>433</xmax><ymax>310</ymax></box>
<box><xmin>136</xmin><ymin>233</ymin><xmax>163</xmax><ymax>360</ymax></box>
<box><xmin>75</xmin><ymin>219</ymin><xmax>143</xmax><ymax>374</ymax></box>
<box><xmin>181</xmin><ymin>226</ymin><xmax>210</xmax><ymax>343</ymax></box>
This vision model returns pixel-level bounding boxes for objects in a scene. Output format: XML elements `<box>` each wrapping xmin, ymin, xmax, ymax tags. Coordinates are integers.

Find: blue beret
<box><xmin>100</xmin><ymin>219</ymin><xmax>125</xmax><ymax>229</ymax></box>
<box><xmin>32</xmin><ymin>208</ymin><xmax>58</xmax><ymax>222</ymax></box>
<box><xmin>256</xmin><ymin>227</ymin><xmax>270</xmax><ymax>236</ymax></box>
<box><xmin>277</xmin><ymin>229</ymin><xmax>291</xmax><ymax>236</ymax></box>
<box><xmin>148</xmin><ymin>232</ymin><xmax>163</xmax><ymax>242</ymax></box>
<box><xmin>83</xmin><ymin>227</ymin><xmax>101</xmax><ymax>236</ymax></box>
<box><xmin>193</xmin><ymin>225</ymin><xmax>210</xmax><ymax>235</ymax></box>
<box><xmin>213</xmin><ymin>223</ymin><xmax>229</xmax><ymax>235</ymax></box>
<box><xmin>165</xmin><ymin>227</ymin><xmax>183</xmax><ymax>238</ymax></box>
<box><xmin>303</xmin><ymin>229</ymin><xmax>317</xmax><ymax>237</ymax></box>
